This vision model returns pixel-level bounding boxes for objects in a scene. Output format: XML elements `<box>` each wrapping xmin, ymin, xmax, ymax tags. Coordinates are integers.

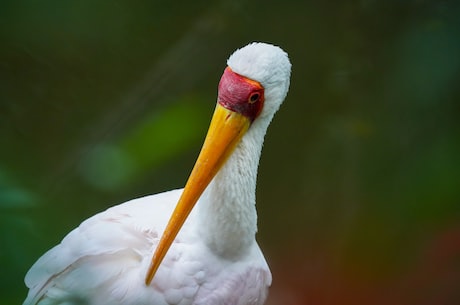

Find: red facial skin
<box><xmin>217</xmin><ymin>67</ymin><xmax>265</xmax><ymax>122</ymax></box>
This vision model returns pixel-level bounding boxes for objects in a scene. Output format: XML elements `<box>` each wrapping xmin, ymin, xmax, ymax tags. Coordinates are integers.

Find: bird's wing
<box><xmin>23</xmin><ymin>189</ymin><xmax>183</xmax><ymax>305</ymax></box>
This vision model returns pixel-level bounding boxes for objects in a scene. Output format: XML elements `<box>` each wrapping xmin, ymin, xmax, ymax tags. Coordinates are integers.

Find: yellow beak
<box><xmin>145</xmin><ymin>103</ymin><xmax>251</xmax><ymax>285</ymax></box>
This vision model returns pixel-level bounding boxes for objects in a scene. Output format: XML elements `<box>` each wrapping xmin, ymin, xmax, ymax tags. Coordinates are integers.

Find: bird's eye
<box><xmin>248</xmin><ymin>92</ymin><xmax>260</xmax><ymax>104</ymax></box>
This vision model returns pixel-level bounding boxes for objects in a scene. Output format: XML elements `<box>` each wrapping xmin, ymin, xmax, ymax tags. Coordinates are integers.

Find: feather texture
<box><xmin>24</xmin><ymin>190</ymin><xmax>271</xmax><ymax>305</ymax></box>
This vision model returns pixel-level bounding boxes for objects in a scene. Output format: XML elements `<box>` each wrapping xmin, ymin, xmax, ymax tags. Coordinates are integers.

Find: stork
<box><xmin>24</xmin><ymin>42</ymin><xmax>291</xmax><ymax>305</ymax></box>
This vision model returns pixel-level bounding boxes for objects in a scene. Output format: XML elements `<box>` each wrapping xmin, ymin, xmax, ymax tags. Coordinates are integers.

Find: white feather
<box><xmin>24</xmin><ymin>190</ymin><xmax>271</xmax><ymax>305</ymax></box>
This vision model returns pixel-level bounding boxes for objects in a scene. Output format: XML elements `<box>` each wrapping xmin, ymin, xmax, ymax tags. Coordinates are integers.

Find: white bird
<box><xmin>23</xmin><ymin>42</ymin><xmax>291</xmax><ymax>305</ymax></box>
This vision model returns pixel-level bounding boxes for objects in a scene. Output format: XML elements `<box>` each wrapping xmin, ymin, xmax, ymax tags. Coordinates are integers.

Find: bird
<box><xmin>23</xmin><ymin>42</ymin><xmax>292</xmax><ymax>305</ymax></box>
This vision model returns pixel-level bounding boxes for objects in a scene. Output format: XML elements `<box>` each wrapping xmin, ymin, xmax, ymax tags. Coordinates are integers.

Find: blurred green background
<box><xmin>1</xmin><ymin>0</ymin><xmax>460</xmax><ymax>304</ymax></box>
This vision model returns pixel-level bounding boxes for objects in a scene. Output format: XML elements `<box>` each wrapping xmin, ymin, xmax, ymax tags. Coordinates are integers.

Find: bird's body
<box><xmin>24</xmin><ymin>42</ymin><xmax>291</xmax><ymax>305</ymax></box>
<box><xmin>24</xmin><ymin>190</ymin><xmax>270</xmax><ymax>305</ymax></box>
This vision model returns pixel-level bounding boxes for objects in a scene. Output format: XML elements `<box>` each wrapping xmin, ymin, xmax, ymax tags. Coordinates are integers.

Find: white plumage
<box><xmin>25</xmin><ymin>190</ymin><xmax>270</xmax><ymax>305</ymax></box>
<box><xmin>24</xmin><ymin>42</ymin><xmax>291</xmax><ymax>305</ymax></box>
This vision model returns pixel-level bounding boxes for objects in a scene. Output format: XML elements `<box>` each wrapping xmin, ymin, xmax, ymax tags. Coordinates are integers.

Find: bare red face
<box><xmin>217</xmin><ymin>67</ymin><xmax>265</xmax><ymax>122</ymax></box>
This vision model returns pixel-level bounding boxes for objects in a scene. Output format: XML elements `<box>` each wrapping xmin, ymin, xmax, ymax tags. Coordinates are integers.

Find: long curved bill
<box><xmin>145</xmin><ymin>103</ymin><xmax>250</xmax><ymax>285</ymax></box>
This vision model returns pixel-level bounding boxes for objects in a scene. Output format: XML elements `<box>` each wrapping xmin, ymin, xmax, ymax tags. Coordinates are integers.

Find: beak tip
<box><xmin>145</xmin><ymin>255</ymin><xmax>162</xmax><ymax>286</ymax></box>
<box><xmin>145</xmin><ymin>263</ymin><xmax>156</xmax><ymax>286</ymax></box>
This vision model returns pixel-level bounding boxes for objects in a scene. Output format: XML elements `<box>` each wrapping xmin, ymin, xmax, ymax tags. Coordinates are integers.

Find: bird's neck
<box><xmin>196</xmin><ymin>120</ymin><xmax>268</xmax><ymax>259</ymax></box>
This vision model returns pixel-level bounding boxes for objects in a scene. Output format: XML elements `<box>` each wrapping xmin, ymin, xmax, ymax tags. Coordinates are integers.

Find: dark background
<box><xmin>1</xmin><ymin>0</ymin><xmax>459</xmax><ymax>304</ymax></box>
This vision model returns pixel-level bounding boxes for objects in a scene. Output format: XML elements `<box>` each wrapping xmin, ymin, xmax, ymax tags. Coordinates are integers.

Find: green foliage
<box><xmin>79</xmin><ymin>97</ymin><xmax>209</xmax><ymax>190</ymax></box>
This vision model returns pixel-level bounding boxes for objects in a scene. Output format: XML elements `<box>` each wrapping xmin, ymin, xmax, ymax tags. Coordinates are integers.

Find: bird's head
<box><xmin>145</xmin><ymin>43</ymin><xmax>291</xmax><ymax>285</ymax></box>
<box><xmin>225</xmin><ymin>42</ymin><xmax>291</xmax><ymax>122</ymax></box>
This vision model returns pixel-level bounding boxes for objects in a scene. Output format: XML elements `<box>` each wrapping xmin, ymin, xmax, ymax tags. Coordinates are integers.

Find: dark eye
<box><xmin>248</xmin><ymin>92</ymin><xmax>260</xmax><ymax>104</ymax></box>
